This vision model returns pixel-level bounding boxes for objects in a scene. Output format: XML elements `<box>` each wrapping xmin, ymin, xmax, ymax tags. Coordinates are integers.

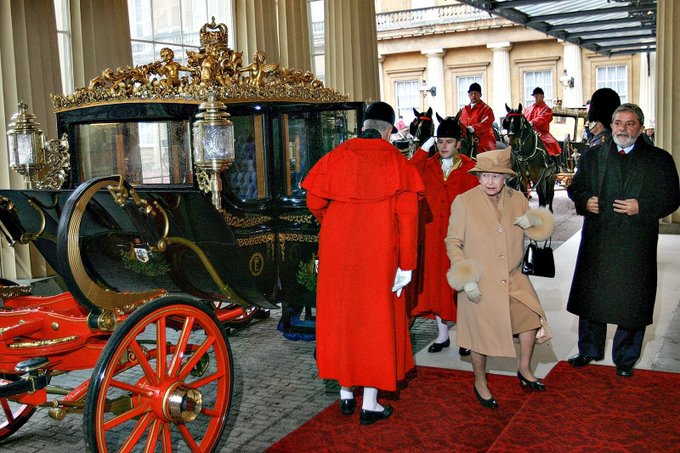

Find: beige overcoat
<box><xmin>445</xmin><ymin>185</ymin><xmax>553</xmax><ymax>358</ymax></box>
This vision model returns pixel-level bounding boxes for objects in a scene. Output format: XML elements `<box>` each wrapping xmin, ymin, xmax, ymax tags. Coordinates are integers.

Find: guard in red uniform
<box><xmin>302</xmin><ymin>101</ymin><xmax>424</xmax><ymax>425</ymax></box>
<box><xmin>410</xmin><ymin>116</ymin><xmax>479</xmax><ymax>356</ymax></box>
<box><xmin>458</xmin><ymin>82</ymin><xmax>497</xmax><ymax>153</ymax></box>
<box><xmin>522</xmin><ymin>87</ymin><xmax>562</xmax><ymax>157</ymax></box>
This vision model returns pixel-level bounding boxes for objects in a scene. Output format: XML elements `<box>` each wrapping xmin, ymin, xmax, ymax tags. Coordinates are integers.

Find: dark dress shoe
<box><xmin>517</xmin><ymin>370</ymin><xmax>546</xmax><ymax>392</ymax></box>
<box><xmin>567</xmin><ymin>353</ymin><xmax>602</xmax><ymax>367</ymax></box>
<box><xmin>459</xmin><ymin>347</ymin><xmax>471</xmax><ymax>356</ymax></box>
<box><xmin>339</xmin><ymin>398</ymin><xmax>356</xmax><ymax>415</ymax></box>
<box><xmin>616</xmin><ymin>366</ymin><xmax>634</xmax><ymax>377</ymax></box>
<box><xmin>359</xmin><ymin>405</ymin><xmax>394</xmax><ymax>425</ymax></box>
<box><xmin>427</xmin><ymin>338</ymin><xmax>450</xmax><ymax>353</ymax></box>
<box><xmin>473</xmin><ymin>384</ymin><xmax>498</xmax><ymax>409</ymax></box>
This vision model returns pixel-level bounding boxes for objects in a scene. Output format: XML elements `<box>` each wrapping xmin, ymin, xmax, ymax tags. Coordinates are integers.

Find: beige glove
<box><xmin>464</xmin><ymin>282</ymin><xmax>481</xmax><ymax>303</ymax></box>
<box><xmin>513</xmin><ymin>214</ymin><xmax>542</xmax><ymax>230</ymax></box>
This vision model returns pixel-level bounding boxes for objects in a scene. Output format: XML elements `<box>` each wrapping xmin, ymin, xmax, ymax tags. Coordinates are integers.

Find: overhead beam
<box><xmin>526</xmin><ymin>5</ymin><xmax>654</xmax><ymax>24</ymax></box>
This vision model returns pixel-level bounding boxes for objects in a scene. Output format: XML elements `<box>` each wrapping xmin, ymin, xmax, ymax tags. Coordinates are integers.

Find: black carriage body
<box><xmin>45</xmin><ymin>100</ymin><xmax>363</xmax><ymax>311</ymax></box>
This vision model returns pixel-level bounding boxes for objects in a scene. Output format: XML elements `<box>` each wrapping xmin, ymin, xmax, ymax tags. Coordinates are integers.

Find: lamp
<box><xmin>560</xmin><ymin>70</ymin><xmax>574</xmax><ymax>89</ymax></box>
<box><xmin>192</xmin><ymin>91</ymin><xmax>235</xmax><ymax>210</ymax></box>
<box><xmin>419</xmin><ymin>80</ymin><xmax>436</xmax><ymax>98</ymax></box>
<box><xmin>6</xmin><ymin>102</ymin><xmax>70</xmax><ymax>189</ymax></box>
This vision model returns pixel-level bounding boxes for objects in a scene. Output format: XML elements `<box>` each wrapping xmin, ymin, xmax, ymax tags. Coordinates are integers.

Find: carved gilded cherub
<box><xmin>240</xmin><ymin>50</ymin><xmax>278</xmax><ymax>87</ymax></box>
<box><xmin>157</xmin><ymin>48</ymin><xmax>195</xmax><ymax>88</ymax></box>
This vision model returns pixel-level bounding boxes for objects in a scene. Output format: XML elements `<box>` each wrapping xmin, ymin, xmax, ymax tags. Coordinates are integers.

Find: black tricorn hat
<box><xmin>588</xmin><ymin>88</ymin><xmax>621</xmax><ymax>127</ymax></box>
<box><xmin>365</xmin><ymin>101</ymin><xmax>398</xmax><ymax>133</ymax></box>
<box><xmin>532</xmin><ymin>87</ymin><xmax>544</xmax><ymax>96</ymax></box>
<box><xmin>468</xmin><ymin>82</ymin><xmax>482</xmax><ymax>93</ymax></box>
<box><xmin>436</xmin><ymin>113</ymin><xmax>461</xmax><ymax>139</ymax></box>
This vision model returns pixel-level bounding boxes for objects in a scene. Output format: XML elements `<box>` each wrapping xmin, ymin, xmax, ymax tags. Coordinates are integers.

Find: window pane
<box><xmin>129</xmin><ymin>0</ymin><xmax>153</xmax><ymax>40</ymax></box>
<box><xmin>523</xmin><ymin>70</ymin><xmax>553</xmax><ymax>106</ymax></box>
<box><xmin>596</xmin><ymin>65</ymin><xmax>627</xmax><ymax>103</ymax></box>
<box><xmin>132</xmin><ymin>41</ymin><xmax>156</xmax><ymax>66</ymax></box>
<box><xmin>457</xmin><ymin>75</ymin><xmax>482</xmax><ymax>111</ymax></box>
<box><xmin>395</xmin><ymin>80</ymin><xmax>419</xmax><ymax>123</ymax></box>
<box><xmin>182</xmin><ymin>0</ymin><xmax>208</xmax><ymax>47</ymax></box>
<box><xmin>153</xmin><ymin>0</ymin><xmax>182</xmax><ymax>44</ymax></box>
<box><xmin>226</xmin><ymin>116</ymin><xmax>268</xmax><ymax>201</ymax></box>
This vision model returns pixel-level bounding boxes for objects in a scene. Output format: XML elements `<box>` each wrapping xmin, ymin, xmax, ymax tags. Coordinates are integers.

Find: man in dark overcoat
<box><xmin>566</xmin><ymin>103</ymin><xmax>680</xmax><ymax>376</ymax></box>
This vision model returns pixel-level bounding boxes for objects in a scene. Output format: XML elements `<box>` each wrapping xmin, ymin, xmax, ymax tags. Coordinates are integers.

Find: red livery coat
<box><xmin>410</xmin><ymin>149</ymin><xmax>479</xmax><ymax>321</ymax></box>
<box><xmin>302</xmin><ymin>137</ymin><xmax>424</xmax><ymax>391</ymax></box>
<box><xmin>523</xmin><ymin>101</ymin><xmax>562</xmax><ymax>156</ymax></box>
<box><xmin>459</xmin><ymin>100</ymin><xmax>496</xmax><ymax>152</ymax></box>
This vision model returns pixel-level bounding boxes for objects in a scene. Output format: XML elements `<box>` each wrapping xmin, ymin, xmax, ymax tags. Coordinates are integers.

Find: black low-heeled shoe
<box><xmin>339</xmin><ymin>398</ymin><xmax>356</xmax><ymax>415</ymax></box>
<box><xmin>427</xmin><ymin>338</ymin><xmax>450</xmax><ymax>353</ymax></box>
<box><xmin>517</xmin><ymin>371</ymin><xmax>546</xmax><ymax>392</ymax></box>
<box><xmin>473</xmin><ymin>384</ymin><xmax>498</xmax><ymax>409</ymax></box>
<box><xmin>459</xmin><ymin>347</ymin><xmax>471</xmax><ymax>356</ymax></box>
<box><xmin>359</xmin><ymin>405</ymin><xmax>394</xmax><ymax>425</ymax></box>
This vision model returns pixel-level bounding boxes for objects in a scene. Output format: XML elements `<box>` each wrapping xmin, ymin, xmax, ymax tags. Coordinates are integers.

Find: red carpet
<box><xmin>267</xmin><ymin>367</ymin><xmax>531</xmax><ymax>452</ymax></box>
<box><xmin>488</xmin><ymin>361</ymin><xmax>680</xmax><ymax>452</ymax></box>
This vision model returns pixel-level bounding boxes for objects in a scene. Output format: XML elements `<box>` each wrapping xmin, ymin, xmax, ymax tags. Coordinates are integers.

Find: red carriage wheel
<box><xmin>0</xmin><ymin>392</ymin><xmax>36</xmax><ymax>440</ymax></box>
<box><xmin>83</xmin><ymin>296</ymin><xmax>233</xmax><ymax>452</ymax></box>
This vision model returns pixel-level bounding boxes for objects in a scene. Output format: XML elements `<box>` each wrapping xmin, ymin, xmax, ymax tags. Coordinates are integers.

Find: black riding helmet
<box><xmin>588</xmin><ymin>88</ymin><xmax>621</xmax><ymax>129</ymax></box>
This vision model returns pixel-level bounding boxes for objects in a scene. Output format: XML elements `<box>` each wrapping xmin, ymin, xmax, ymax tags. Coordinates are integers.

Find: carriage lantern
<box><xmin>192</xmin><ymin>91</ymin><xmax>235</xmax><ymax>210</ymax></box>
<box><xmin>6</xmin><ymin>101</ymin><xmax>69</xmax><ymax>189</ymax></box>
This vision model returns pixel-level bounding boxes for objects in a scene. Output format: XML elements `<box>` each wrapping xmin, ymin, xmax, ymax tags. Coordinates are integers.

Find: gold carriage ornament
<box><xmin>51</xmin><ymin>18</ymin><xmax>348</xmax><ymax>111</ymax></box>
<box><xmin>6</xmin><ymin>101</ymin><xmax>70</xmax><ymax>190</ymax></box>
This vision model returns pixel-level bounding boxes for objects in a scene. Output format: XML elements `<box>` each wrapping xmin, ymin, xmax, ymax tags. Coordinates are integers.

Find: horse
<box><xmin>502</xmin><ymin>103</ymin><xmax>557</xmax><ymax>211</ymax></box>
<box><xmin>408</xmin><ymin>107</ymin><xmax>435</xmax><ymax>157</ymax></box>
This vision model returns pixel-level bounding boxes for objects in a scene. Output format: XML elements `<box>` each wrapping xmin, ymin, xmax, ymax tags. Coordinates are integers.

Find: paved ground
<box><xmin>1</xmin><ymin>189</ymin><xmax>677</xmax><ymax>452</ymax></box>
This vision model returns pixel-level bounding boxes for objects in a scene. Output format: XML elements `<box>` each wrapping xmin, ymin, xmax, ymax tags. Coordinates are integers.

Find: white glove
<box><xmin>464</xmin><ymin>282</ymin><xmax>481</xmax><ymax>303</ymax></box>
<box><xmin>513</xmin><ymin>214</ymin><xmax>542</xmax><ymax>230</ymax></box>
<box><xmin>392</xmin><ymin>268</ymin><xmax>412</xmax><ymax>297</ymax></box>
<box><xmin>421</xmin><ymin>136</ymin><xmax>436</xmax><ymax>152</ymax></box>
<box><xmin>467</xmin><ymin>126</ymin><xmax>475</xmax><ymax>134</ymax></box>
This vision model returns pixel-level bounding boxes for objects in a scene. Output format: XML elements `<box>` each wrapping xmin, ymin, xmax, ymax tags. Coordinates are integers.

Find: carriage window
<box><xmin>523</xmin><ymin>70</ymin><xmax>553</xmax><ymax>106</ymax></box>
<box><xmin>76</xmin><ymin>121</ymin><xmax>192</xmax><ymax>185</ymax></box>
<box><xmin>282</xmin><ymin>110</ymin><xmax>358</xmax><ymax>200</ymax></box>
<box><xmin>224</xmin><ymin>115</ymin><xmax>268</xmax><ymax>202</ymax></box>
<box><xmin>456</xmin><ymin>75</ymin><xmax>482</xmax><ymax>111</ymax></box>
<box><xmin>596</xmin><ymin>65</ymin><xmax>627</xmax><ymax>103</ymax></box>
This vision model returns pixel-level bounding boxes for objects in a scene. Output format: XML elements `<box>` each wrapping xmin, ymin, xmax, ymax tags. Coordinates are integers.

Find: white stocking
<box><xmin>362</xmin><ymin>387</ymin><xmax>383</xmax><ymax>412</ymax></box>
<box><xmin>435</xmin><ymin>315</ymin><xmax>449</xmax><ymax>343</ymax></box>
<box><xmin>340</xmin><ymin>386</ymin><xmax>354</xmax><ymax>400</ymax></box>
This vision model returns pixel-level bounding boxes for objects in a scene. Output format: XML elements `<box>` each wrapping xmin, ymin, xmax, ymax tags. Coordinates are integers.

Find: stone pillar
<box><xmin>486</xmin><ymin>42</ymin><xmax>512</xmax><ymax>122</ymax></box>
<box><xmin>324</xmin><ymin>0</ymin><xmax>379</xmax><ymax>101</ymax></box>
<box><xmin>656</xmin><ymin>0</ymin><xmax>680</xmax><ymax>223</ymax></box>
<box><xmin>638</xmin><ymin>52</ymin><xmax>656</xmax><ymax>129</ymax></box>
<box><xmin>561</xmin><ymin>42</ymin><xmax>583</xmax><ymax>108</ymax></box>
<box><xmin>378</xmin><ymin>55</ymin><xmax>385</xmax><ymax>99</ymax></box>
<box><xmin>234</xmin><ymin>0</ymin><xmax>280</xmax><ymax>64</ymax></box>
<box><xmin>277</xmin><ymin>0</ymin><xmax>312</xmax><ymax>71</ymax></box>
<box><xmin>421</xmin><ymin>49</ymin><xmax>446</xmax><ymax>118</ymax></box>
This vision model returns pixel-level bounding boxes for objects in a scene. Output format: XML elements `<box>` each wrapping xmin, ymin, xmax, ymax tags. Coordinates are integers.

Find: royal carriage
<box><xmin>0</xmin><ymin>19</ymin><xmax>362</xmax><ymax>451</ymax></box>
<box><xmin>549</xmin><ymin>104</ymin><xmax>589</xmax><ymax>185</ymax></box>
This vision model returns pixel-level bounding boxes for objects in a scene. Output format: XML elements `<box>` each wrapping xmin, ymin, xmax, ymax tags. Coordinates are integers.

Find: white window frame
<box><xmin>523</xmin><ymin>70</ymin><xmax>554</xmax><ymax>107</ymax></box>
<box><xmin>456</xmin><ymin>74</ymin><xmax>483</xmax><ymax>111</ymax></box>
<box><xmin>596</xmin><ymin>64</ymin><xmax>628</xmax><ymax>103</ymax></box>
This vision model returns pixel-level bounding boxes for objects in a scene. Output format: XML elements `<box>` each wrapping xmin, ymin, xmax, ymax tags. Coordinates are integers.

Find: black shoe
<box><xmin>473</xmin><ymin>384</ymin><xmax>498</xmax><ymax>409</ymax></box>
<box><xmin>616</xmin><ymin>366</ymin><xmax>634</xmax><ymax>377</ymax></box>
<box><xmin>459</xmin><ymin>347</ymin><xmax>471</xmax><ymax>356</ymax></box>
<box><xmin>517</xmin><ymin>370</ymin><xmax>546</xmax><ymax>392</ymax></box>
<box><xmin>339</xmin><ymin>398</ymin><xmax>356</xmax><ymax>415</ymax></box>
<box><xmin>567</xmin><ymin>354</ymin><xmax>602</xmax><ymax>367</ymax></box>
<box><xmin>427</xmin><ymin>338</ymin><xmax>450</xmax><ymax>353</ymax></box>
<box><xmin>359</xmin><ymin>405</ymin><xmax>394</xmax><ymax>425</ymax></box>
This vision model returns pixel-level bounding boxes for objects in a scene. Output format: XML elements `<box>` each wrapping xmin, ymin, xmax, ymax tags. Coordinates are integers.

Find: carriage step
<box><xmin>0</xmin><ymin>358</ymin><xmax>49</xmax><ymax>398</ymax></box>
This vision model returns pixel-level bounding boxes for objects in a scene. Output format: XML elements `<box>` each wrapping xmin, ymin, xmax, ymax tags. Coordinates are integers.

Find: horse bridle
<box><xmin>505</xmin><ymin>112</ymin><xmax>541</xmax><ymax>162</ymax></box>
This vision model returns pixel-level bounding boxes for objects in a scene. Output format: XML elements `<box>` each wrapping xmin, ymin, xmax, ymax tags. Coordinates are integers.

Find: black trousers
<box><xmin>577</xmin><ymin>318</ymin><xmax>646</xmax><ymax>368</ymax></box>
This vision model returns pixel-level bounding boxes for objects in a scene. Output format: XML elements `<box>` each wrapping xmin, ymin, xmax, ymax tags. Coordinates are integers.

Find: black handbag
<box><xmin>522</xmin><ymin>239</ymin><xmax>555</xmax><ymax>278</ymax></box>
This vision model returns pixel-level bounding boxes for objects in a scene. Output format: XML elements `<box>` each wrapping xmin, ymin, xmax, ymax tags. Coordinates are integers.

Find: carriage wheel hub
<box><xmin>164</xmin><ymin>383</ymin><xmax>203</xmax><ymax>423</ymax></box>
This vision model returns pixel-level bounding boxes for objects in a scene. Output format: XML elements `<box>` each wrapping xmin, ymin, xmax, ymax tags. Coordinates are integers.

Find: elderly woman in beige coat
<box><xmin>445</xmin><ymin>148</ymin><xmax>553</xmax><ymax>409</ymax></box>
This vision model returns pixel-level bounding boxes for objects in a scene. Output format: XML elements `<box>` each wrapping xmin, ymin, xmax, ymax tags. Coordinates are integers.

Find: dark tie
<box><xmin>618</xmin><ymin>149</ymin><xmax>626</xmax><ymax>155</ymax></box>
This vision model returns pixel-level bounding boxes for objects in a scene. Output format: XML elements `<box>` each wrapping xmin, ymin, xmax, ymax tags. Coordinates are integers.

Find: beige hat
<box><xmin>468</xmin><ymin>147</ymin><xmax>516</xmax><ymax>177</ymax></box>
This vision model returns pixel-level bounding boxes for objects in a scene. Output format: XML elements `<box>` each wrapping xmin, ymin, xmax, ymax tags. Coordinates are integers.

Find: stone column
<box><xmin>421</xmin><ymin>49</ymin><xmax>446</xmax><ymax>118</ymax></box>
<box><xmin>656</xmin><ymin>0</ymin><xmax>680</xmax><ymax>223</ymax></box>
<box><xmin>277</xmin><ymin>0</ymin><xmax>312</xmax><ymax>71</ymax></box>
<box><xmin>378</xmin><ymin>55</ymin><xmax>385</xmax><ymax>99</ymax></box>
<box><xmin>561</xmin><ymin>42</ymin><xmax>583</xmax><ymax>108</ymax></box>
<box><xmin>324</xmin><ymin>0</ymin><xmax>379</xmax><ymax>101</ymax></box>
<box><xmin>234</xmin><ymin>0</ymin><xmax>280</xmax><ymax>64</ymax></box>
<box><xmin>486</xmin><ymin>42</ymin><xmax>512</xmax><ymax>122</ymax></box>
<box><xmin>638</xmin><ymin>52</ymin><xmax>656</xmax><ymax>129</ymax></box>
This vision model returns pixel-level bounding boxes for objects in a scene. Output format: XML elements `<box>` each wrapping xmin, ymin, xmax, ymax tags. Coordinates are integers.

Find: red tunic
<box><xmin>459</xmin><ymin>100</ymin><xmax>497</xmax><ymax>152</ymax></box>
<box><xmin>410</xmin><ymin>150</ymin><xmax>479</xmax><ymax>321</ymax></box>
<box><xmin>302</xmin><ymin>137</ymin><xmax>424</xmax><ymax>391</ymax></box>
<box><xmin>523</xmin><ymin>101</ymin><xmax>562</xmax><ymax>156</ymax></box>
